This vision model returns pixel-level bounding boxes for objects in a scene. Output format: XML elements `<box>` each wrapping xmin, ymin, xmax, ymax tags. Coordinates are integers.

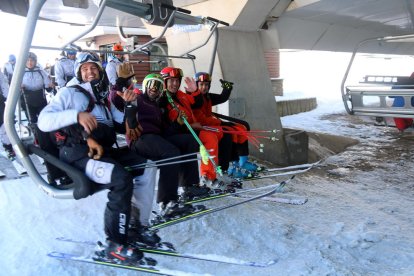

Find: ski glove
<box><xmin>220</xmin><ymin>79</ymin><xmax>233</xmax><ymax>90</ymax></box>
<box><xmin>176</xmin><ymin>110</ymin><xmax>187</xmax><ymax>125</ymax></box>
<box><xmin>124</xmin><ymin>104</ymin><xmax>143</xmax><ymax>141</ymax></box>
<box><xmin>116</xmin><ymin>62</ymin><xmax>135</xmax><ymax>89</ymax></box>
<box><xmin>87</xmin><ymin>137</ymin><xmax>104</xmax><ymax>160</ymax></box>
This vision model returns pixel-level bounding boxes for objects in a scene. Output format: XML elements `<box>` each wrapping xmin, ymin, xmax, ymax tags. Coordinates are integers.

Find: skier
<box><xmin>21</xmin><ymin>52</ymin><xmax>66</xmax><ymax>183</ymax></box>
<box><xmin>0</xmin><ymin>71</ymin><xmax>15</xmax><ymax>159</ymax></box>
<box><xmin>191</xmin><ymin>72</ymin><xmax>261</xmax><ymax>178</ymax></box>
<box><xmin>3</xmin><ymin>54</ymin><xmax>15</xmax><ymax>85</ymax></box>
<box><xmin>105</xmin><ymin>61</ymin><xmax>159</xmax><ymax>229</ymax></box>
<box><xmin>54</xmin><ymin>50</ymin><xmax>76</xmax><ymax>88</ymax></box>
<box><xmin>38</xmin><ymin>52</ymin><xmax>159</xmax><ymax>264</ymax></box>
<box><xmin>110</xmin><ymin>72</ymin><xmax>209</xmax><ymax>216</ymax></box>
<box><xmin>105</xmin><ymin>43</ymin><xmax>125</xmax><ymax>86</ymax></box>
<box><xmin>159</xmin><ymin>67</ymin><xmax>233</xmax><ymax>189</ymax></box>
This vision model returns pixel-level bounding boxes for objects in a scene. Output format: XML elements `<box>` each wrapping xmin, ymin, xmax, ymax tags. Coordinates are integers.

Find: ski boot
<box><xmin>241</xmin><ymin>161</ymin><xmax>263</xmax><ymax>173</ymax></box>
<box><xmin>159</xmin><ymin>201</ymin><xmax>195</xmax><ymax>217</ymax></box>
<box><xmin>227</xmin><ymin>162</ymin><xmax>255</xmax><ymax>180</ymax></box>
<box><xmin>180</xmin><ymin>184</ymin><xmax>211</xmax><ymax>201</ymax></box>
<box><xmin>96</xmin><ymin>239</ymin><xmax>146</xmax><ymax>265</ymax></box>
<box><xmin>3</xmin><ymin>143</ymin><xmax>16</xmax><ymax>160</ymax></box>
<box><xmin>200</xmin><ymin>175</ymin><xmax>236</xmax><ymax>193</ymax></box>
<box><xmin>218</xmin><ymin>174</ymin><xmax>243</xmax><ymax>189</ymax></box>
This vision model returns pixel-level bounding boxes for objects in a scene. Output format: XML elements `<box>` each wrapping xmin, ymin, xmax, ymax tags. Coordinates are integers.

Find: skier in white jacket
<box><xmin>38</xmin><ymin>52</ymin><xmax>159</xmax><ymax>265</ymax></box>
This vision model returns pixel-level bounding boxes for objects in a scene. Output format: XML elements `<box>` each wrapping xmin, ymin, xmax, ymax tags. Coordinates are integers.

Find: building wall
<box><xmin>92</xmin><ymin>34</ymin><xmax>167</xmax><ymax>84</ymax></box>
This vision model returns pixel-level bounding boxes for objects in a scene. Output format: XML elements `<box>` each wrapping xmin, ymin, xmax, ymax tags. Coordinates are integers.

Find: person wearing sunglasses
<box><xmin>38</xmin><ymin>52</ymin><xmax>160</xmax><ymax>265</ymax></box>
<box><xmin>191</xmin><ymin>72</ymin><xmax>261</xmax><ymax>179</ymax></box>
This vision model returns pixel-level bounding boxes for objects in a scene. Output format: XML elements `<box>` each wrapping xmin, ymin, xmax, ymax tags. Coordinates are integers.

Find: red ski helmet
<box><xmin>160</xmin><ymin>67</ymin><xmax>183</xmax><ymax>86</ymax></box>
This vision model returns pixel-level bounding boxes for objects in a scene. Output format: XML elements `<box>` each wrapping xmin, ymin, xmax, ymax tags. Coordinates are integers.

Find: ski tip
<box><xmin>266</xmin><ymin>259</ymin><xmax>278</xmax><ymax>266</ymax></box>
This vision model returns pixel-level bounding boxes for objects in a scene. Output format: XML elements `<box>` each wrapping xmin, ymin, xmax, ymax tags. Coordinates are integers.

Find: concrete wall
<box><xmin>216</xmin><ymin>29</ymin><xmax>289</xmax><ymax>164</ymax></box>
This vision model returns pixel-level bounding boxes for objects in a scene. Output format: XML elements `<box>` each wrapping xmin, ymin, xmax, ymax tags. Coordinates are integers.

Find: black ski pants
<box><xmin>60</xmin><ymin>144</ymin><xmax>146</xmax><ymax>244</ymax></box>
<box><xmin>131</xmin><ymin>133</ymin><xmax>199</xmax><ymax>204</ymax></box>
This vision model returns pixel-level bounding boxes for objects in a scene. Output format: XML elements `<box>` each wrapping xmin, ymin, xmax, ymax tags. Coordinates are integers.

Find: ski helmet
<box><xmin>74</xmin><ymin>52</ymin><xmax>103</xmax><ymax>82</ymax></box>
<box><xmin>8</xmin><ymin>54</ymin><xmax>16</xmax><ymax>62</ymax></box>
<box><xmin>113</xmin><ymin>44</ymin><xmax>124</xmax><ymax>52</ymax></box>
<box><xmin>160</xmin><ymin>67</ymin><xmax>183</xmax><ymax>86</ymax></box>
<box><xmin>66</xmin><ymin>50</ymin><xmax>77</xmax><ymax>56</ymax></box>
<box><xmin>142</xmin><ymin>73</ymin><xmax>164</xmax><ymax>94</ymax></box>
<box><xmin>194</xmin><ymin>72</ymin><xmax>211</xmax><ymax>85</ymax></box>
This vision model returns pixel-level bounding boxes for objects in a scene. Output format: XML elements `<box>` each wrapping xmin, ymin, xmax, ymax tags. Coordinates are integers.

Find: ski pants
<box><xmin>199</xmin><ymin>130</ymin><xmax>223</xmax><ymax>180</ymax></box>
<box><xmin>131</xmin><ymin>133</ymin><xmax>200</xmax><ymax>204</ymax></box>
<box><xmin>60</xmin><ymin>144</ymin><xmax>152</xmax><ymax>244</ymax></box>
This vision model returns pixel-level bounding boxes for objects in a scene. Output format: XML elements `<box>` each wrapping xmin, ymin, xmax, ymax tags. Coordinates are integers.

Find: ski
<box><xmin>185</xmin><ymin>179</ymin><xmax>290</xmax><ymax>205</ymax></box>
<box><xmin>55</xmin><ymin>237</ymin><xmax>277</xmax><ymax>268</ymax></box>
<box><xmin>47</xmin><ymin>251</ymin><xmax>198</xmax><ymax>276</ymax></box>
<box><xmin>1</xmin><ymin>152</ymin><xmax>27</xmax><ymax>175</ymax></box>
<box><xmin>259</xmin><ymin>160</ymin><xmax>321</xmax><ymax>173</ymax></box>
<box><xmin>184</xmin><ymin>167</ymin><xmax>312</xmax><ymax>205</ymax></box>
<box><xmin>150</xmin><ymin>176</ymin><xmax>294</xmax><ymax>231</ymax></box>
<box><xmin>235</xmin><ymin>193</ymin><xmax>308</xmax><ymax>205</ymax></box>
<box><xmin>238</xmin><ymin>166</ymin><xmax>313</xmax><ymax>182</ymax></box>
<box><xmin>0</xmin><ymin>170</ymin><xmax>5</xmax><ymax>178</ymax></box>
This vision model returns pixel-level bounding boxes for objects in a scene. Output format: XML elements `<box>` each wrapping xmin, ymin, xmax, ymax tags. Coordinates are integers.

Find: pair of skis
<box><xmin>48</xmin><ymin>176</ymin><xmax>294</xmax><ymax>274</ymax></box>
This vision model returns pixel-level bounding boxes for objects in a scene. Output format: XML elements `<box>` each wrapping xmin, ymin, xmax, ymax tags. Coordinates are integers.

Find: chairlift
<box><xmin>4</xmin><ymin>0</ymin><xmax>229</xmax><ymax>199</ymax></box>
<box><xmin>341</xmin><ymin>33</ymin><xmax>414</xmax><ymax>118</ymax></box>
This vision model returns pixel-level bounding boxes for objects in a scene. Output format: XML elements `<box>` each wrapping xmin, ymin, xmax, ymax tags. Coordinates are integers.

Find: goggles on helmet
<box><xmin>76</xmin><ymin>52</ymin><xmax>100</xmax><ymax>64</ymax></box>
<box><xmin>162</xmin><ymin>68</ymin><xmax>183</xmax><ymax>79</ymax></box>
<box><xmin>196</xmin><ymin>73</ymin><xmax>211</xmax><ymax>82</ymax></box>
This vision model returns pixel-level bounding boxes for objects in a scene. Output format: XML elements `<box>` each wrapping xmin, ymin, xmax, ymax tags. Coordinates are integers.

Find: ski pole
<box><xmin>165</xmin><ymin>91</ymin><xmax>222</xmax><ymax>176</ymax></box>
<box><xmin>125</xmin><ymin>149</ymin><xmax>213</xmax><ymax>170</ymax></box>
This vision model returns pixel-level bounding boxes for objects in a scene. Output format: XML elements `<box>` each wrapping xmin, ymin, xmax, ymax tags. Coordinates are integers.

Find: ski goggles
<box><xmin>163</xmin><ymin>68</ymin><xmax>183</xmax><ymax>78</ymax></box>
<box><xmin>76</xmin><ymin>52</ymin><xmax>100</xmax><ymax>64</ymax></box>
<box><xmin>146</xmin><ymin>80</ymin><xmax>163</xmax><ymax>91</ymax></box>
<box><xmin>196</xmin><ymin>73</ymin><xmax>211</xmax><ymax>82</ymax></box>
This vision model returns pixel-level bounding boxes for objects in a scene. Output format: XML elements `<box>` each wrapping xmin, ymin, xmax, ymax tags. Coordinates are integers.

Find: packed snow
<box><xmin>1</xmin><ymin>51</ymin><xmax>414</xmax><ymax>275</ymax></box>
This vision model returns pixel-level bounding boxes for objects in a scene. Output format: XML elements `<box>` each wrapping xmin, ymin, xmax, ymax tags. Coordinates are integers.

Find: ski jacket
<box><xmin>38</xmin><ymin>80</ymin><xmax>114</xmax><ymax>135</ymax></box>
<box><xmin>191</xmin><ymin>87</ymin><xmax>232</xmax><ymax>126</ymax></box>
<box><xmin>22</xmin><ymin>66</ymin><xmax>51</xmax><ymax>91</ymax></box>
<box><xmin>55</xmin><ymin>57</ymin><xmax>75</xmax><ymax>87</ymax></box>
<box><xmin>3</xmin><ymin>62</ymin><xmax>14</xmax><ymax>84</ymax></box>
<box><xmin>0</xmin><ymin>71</ymin><xmax>9</xmax><ymax>101</ymax></box>
<box><xmin>163</xmin><ymin>90</ymin><xmax>197</xmax><ymax>124</ymax></box>
<box><xmin>136</xmin><ymin>93</ymin><xmax>164</xmax><ymax>135</ymax></box>
<box><xmin>105</xmin><ymin>56</ymin><xmax>123</xmax><ymax>85</ymax></box>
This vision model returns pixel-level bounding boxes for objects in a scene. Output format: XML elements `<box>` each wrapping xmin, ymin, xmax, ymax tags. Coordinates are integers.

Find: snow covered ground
<box><xmin>1</xmin><ymin>51</ymin><xmax>414</xmax><ymax>275</ymax></box>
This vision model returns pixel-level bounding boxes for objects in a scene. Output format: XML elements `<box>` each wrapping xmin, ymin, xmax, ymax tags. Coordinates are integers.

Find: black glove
<box><xmin>115</xmin><ymin>77</ymin><xmax>130</xmax><ymax>90</ymax></box>
<box><xmin>124</xmin><ymin>104</ymin><xmax>138</xmax><ymax>129</ymax></box>
<box><xmin>220</xmin><ymin>79</ymin><xmax>233</xmax><ymax>90</ymax></box>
